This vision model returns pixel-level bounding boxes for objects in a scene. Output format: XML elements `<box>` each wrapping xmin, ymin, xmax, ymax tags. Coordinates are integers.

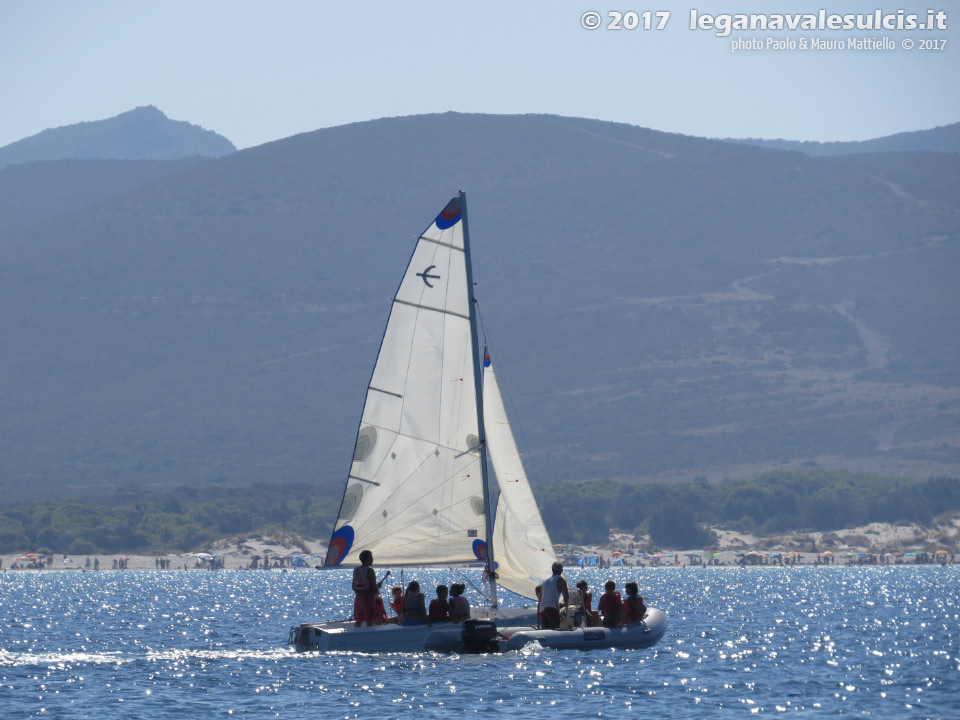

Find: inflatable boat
<box><xmin>289</xmin><ymin>605</ymin><xmax>540</xmax><ymax>652</ymax></box>
<box><xmin>423</xmin><ymin>608</ymin><xmax>668</xmax><ymax>653</ymax></box>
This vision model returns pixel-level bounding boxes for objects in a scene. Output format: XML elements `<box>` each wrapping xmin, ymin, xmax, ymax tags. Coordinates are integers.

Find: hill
<box><xmin>0</xmin><ymin>157</ymin><xmax>206</xmax><ymax>234</ymax></box>
<box><xmin>0</xmin><ymin>105</ymin><xmax>235</xmax><ymax>169</ymax></box>
<box><xmin>0</xmin><ymin>112</ymin><xmax>957</xmax><ymax>505</ymax></box>
<box><xmin>727</xmin><ymin>121</ymin><xmax>960</xmax><ymax>155</ymax></box>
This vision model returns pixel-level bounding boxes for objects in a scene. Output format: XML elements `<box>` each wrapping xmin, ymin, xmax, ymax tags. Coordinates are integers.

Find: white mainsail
<box><xmin>484</xmin><ymin>352</ymin><xmax>557</xmax><ymax>599</ymax></box>
<box><xmin>325</xmin><ymin>197</ymin><xmax>488</xmax><ymax>567</ymax></box>
<box><xmin>324</xmin><ymin>194</ymin><xmax>555</xmax><ymax>602</ymax></box>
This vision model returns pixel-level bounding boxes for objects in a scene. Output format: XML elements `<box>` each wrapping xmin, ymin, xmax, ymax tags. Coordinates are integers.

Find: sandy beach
<box><xmin>3</xmin><ymin>518</ymin><xmax>958</xmax><ymax>573</ymax></box>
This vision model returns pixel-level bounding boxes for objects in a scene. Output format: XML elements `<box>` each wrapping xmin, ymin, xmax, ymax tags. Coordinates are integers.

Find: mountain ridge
<box><xmin>725</xmin><ymin>120</ymin><xmax>960</xmax><ymax>156</ymax></box>
<box><xmin>0</xmin><ymin>112</ymin><xmax>957</xmax><ymax>506</ymax></box>
<box><xmin>0</xmin><ymin>105</ymin><xmax>236</xmax><ymax>169</ymax></box>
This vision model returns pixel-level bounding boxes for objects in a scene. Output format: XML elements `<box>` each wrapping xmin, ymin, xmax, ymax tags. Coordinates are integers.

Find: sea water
<box><xmin>1</xmin><ymin>566</ymin><xmax>957</xmax><ymax>718</ymax></box>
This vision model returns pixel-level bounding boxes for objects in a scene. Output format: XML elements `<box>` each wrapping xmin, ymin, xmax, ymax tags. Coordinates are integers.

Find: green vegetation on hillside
<box><xmin>0</xmin><ymin>482</ymin><xmax>335</xmax><ymax>555</ymax></box>
<box><xmin>536</xmin><ymin>470</ymin><xmax>960</xmax><ymax>547</ymax></box>
<box><xmin>0</xmin><ymin>470</ymin><xmax>957</xmax><ymax>554</ymax></box>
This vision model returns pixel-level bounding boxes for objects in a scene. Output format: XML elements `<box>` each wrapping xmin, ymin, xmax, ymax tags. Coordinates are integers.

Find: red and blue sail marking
<box><xmin>435</xmin><ymin>196</ymin><xmax>462</xmax><ymax>229</ymax></box>
<box><xmin>325</xmin><ymin>525</ymin><xmax>354</xmax><ymax>566</ymax></box>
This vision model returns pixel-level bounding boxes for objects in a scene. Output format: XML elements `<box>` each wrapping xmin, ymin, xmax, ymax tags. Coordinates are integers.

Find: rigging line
<box><xmin>454</xmin><ymin>566</ymin><xmax>492</xmax><ymax>605</ymax></box>
<box><xmin>476</xmin><ymin>299</ymin><xmax>490</xmax><ymax>348</ymax></box>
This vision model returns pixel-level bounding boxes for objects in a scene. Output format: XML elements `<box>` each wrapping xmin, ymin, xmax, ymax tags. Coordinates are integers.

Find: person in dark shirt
<box><xmin>622</xmin><ymin>581</ymin><xmax>647</xmax><ymax>624</ymax></box>
<box><xmin>429</xmin><ymin>585</ymin><xmax>451</xmax><ymax>622</ymax></box>
<box><xmin>597</xmin><ymin>580</ymin><xmax>623</xmax><ymax>627</ymax></box>
<box><xmin>448</xmin><ymin>583</ymin><xmax>471</xmax><ymax>622</ymax></box>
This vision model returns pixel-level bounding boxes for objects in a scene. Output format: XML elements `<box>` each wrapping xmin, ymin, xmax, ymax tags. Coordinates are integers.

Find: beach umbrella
<box><xmin>611</xmin><ymin>551</ymin><xmax>622</xmax><ymax>557</ymax></box>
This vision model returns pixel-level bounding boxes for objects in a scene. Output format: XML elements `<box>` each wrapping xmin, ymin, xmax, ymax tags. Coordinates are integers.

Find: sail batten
<box><xmin>392</xmin><ymin>298</ymin><xmax>471</xmax><ymax>320</ymax></box>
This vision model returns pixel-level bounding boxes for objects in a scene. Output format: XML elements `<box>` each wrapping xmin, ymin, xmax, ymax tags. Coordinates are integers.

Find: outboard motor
<box><xmin>460</xmin><ymin>619</ymin><xmax>500</xmax><ymax>653</ymax></box>
<box><xmin>288</xmin><ymin>625</ymin><xmax>311</xmax><ymax>651</ymax></box>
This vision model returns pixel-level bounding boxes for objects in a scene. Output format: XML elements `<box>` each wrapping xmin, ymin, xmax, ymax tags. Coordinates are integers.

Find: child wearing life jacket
<box><xmin>597</xmin><ymin>579</ymin><xmax>623</xmax><ymax>627</ymax></box>
<box><xmin>351</xmin><ymin>549</ymin><xmax>380</xmax><ymax>628</ymax></box>
<box><xmin>576</xmin><ymin>579</ymin><xmax>601</xmax><ymax>627</ymax></box>
<box><xmin>622</xmin><ymin>581</ymin><xmax>647</xmax><ymax>624</ymax></box>
<box><xmin>448</xmin><ymin>583</ymin><xmax>471</xmax><ymax>622</ymax></box>
<box><xmin>429</xmin><ymin>585</ymin><xmax>451</xmax><ymax>622</ymax></box>
<box><xmin>401</xmin><ymin>580</ymin><xmax>431</xmax><ymax>626</ymax></box>
<box><xmin>388</xmin><ymin>586</ymin><xmax>403</xmax><ymax>623</ymax></box>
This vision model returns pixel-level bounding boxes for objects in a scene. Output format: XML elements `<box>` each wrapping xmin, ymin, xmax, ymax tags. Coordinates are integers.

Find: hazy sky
<box><xmin>2</xmin><ymin>0</ymin><xmax>957</xmax><ymax>149</ymax></box>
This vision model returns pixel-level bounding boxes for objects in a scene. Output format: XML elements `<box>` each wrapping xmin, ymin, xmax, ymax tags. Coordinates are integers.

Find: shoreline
<box><xmin>3</xmin><ymin>519</ymin><xmax>958</xmax><ymax>573</ymax></box>
<box><xmin>1</xmin><ymin>554</ymin><xmax>955</xmax><ymax>572</ymax></box>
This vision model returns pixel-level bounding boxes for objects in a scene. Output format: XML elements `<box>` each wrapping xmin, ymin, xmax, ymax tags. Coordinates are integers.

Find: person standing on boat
<box><xmin>539</xmin><ymin>562</ymin><xmax>569</xmax><ymax>630</ymax></box>
<box><xmin>576</xmin><ymin>579</ymin><xmax>600</xmax><ymax>627</ymax></box>
<box><xmin>352</xmin><ymin>550</ymin><xmax>381</xmax><ymax>627</ymax></box>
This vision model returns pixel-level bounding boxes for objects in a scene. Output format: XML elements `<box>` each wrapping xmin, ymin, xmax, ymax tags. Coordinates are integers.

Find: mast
<box><xmin>459</xmin><ymin>191</ymin><xmax>498</xmax><ymax>608</ymax></box>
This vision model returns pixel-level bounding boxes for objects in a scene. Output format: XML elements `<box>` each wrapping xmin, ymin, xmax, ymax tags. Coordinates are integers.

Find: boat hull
<box><xmin>503</xmin><ymin>607</ymin><xmax>668</xmax><ymax>651</ymax></box>
<box><xmin>290</xmin><ymin>605</ymin><xmax>539</xmax><ymax>652</ymax></box>
<box><xmin>422</xmin><ymin>607</ymin><xmax>668</xmax><ymax>652</ymax></box>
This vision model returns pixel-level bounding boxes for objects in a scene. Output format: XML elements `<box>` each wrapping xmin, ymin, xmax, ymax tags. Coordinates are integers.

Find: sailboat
<box><xmin>288</xmin><ymin>193</ymin><xmax>667</xmax><ymax>652</ymax></box>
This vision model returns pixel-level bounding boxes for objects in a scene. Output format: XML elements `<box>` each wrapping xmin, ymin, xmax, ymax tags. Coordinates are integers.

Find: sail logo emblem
<box><xmin>417</xmin><ymin>265</ymin><xmax>441</xmax><ymax>288</ymax></box>
<box><xmin>435</xmin><ymin>197</ymin><xmax>462</xmax><ymax>229</ymax></box>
